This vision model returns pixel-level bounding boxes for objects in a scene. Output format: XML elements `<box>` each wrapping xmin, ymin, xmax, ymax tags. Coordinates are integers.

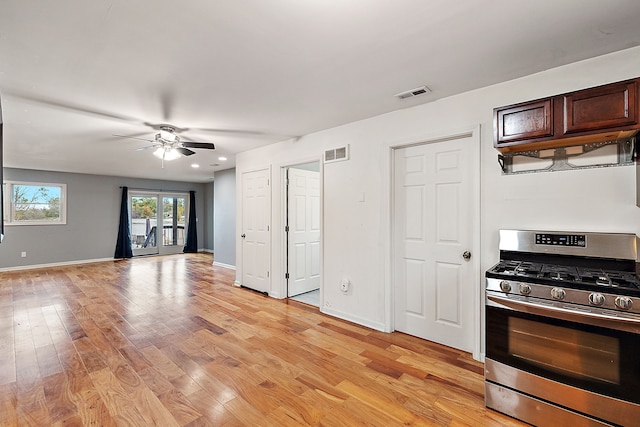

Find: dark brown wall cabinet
<box><xmin>494</xmin><ymin>78</ymin><xmax>640</xmax><ymax>153</ymax></box>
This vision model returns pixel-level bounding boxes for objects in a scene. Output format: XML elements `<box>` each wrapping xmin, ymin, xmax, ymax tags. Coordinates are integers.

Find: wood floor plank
<box><xmin>87</xmin><ymin>367</ymin><xmax>150</xmax><ymax>426</ymax></box>
<box><xmin>0</xmin><ymin>254</ymin><xmax>528</xmax><ymax>426</ymax></box>
<box><xmin>139</xmin><ymin>345</ymin><xmax>186</xmax><ymax>381</ymax></box>
<box><xmin>0</xmin><ymin>383</ymin><xmax>18</xmax><ymax>426</ymax></box>
<box><xmin>185</xmin><ymin>388</ymin><xmax>242</xmax><ymax>426</ymax></box>
<box><xmin>0</xmin><ymin>340</ymin><xmax>16</xmax><ymax>386</ymax></box>
<box><xmin>42</xmin><ymin>372</ymin><xmax>77</xmax><ymax>424</ymax></box>
<box><xmin>157</xmin><ymin>388</ymin><xmax>202</xmax><ymax>426</ymax></box>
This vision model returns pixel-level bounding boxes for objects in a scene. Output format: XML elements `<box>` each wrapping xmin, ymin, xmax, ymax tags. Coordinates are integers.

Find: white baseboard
<box><xmin>213</xmin><ymin>261</ymin><xmax>236</xmax><ymax>270</ymax></box>
<box><xmin>0</xmin><ymin>257</ymin><xmax>114</xmax><ymax>272</ymax></box>
<box><xmin>320</xmin><ymin>306</ymin><xmax>386</xmax><ymax>332</ymax></box>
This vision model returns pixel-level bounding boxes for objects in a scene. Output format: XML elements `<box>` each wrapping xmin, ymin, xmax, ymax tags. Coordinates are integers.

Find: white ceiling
<box><xmin>1</xmin><ymin>1</ymin><xmax>640</xmax><ymax>183</ymax></box>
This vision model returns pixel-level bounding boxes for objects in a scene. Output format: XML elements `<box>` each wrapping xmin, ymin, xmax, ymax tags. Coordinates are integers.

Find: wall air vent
<box><xmin>324</xmin><ymin>145</ymin><xmax>349</xmax><ymax>164</ymax></box>
<box><xmin>395</xmin><ymin>85</ymin><xmax>431</xmax><ymax>100</ymax></box>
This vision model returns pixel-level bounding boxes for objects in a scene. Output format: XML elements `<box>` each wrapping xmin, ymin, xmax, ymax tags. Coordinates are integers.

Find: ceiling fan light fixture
<box><xmin>159</xmin><ymin>128</ymin><xmax>177</xmax><ymax>142</ymax></box>
<box><xmin>153</xmin><ymin>146</ymin><xmax>182</xmax><ymax>161</ymax></box>
<box><xmin>167</xmin><ymin>148</ymin><xmax>182</xmax><ymax>160</ymax></box>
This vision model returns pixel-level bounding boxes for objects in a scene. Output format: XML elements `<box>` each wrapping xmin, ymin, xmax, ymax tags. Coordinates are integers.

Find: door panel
<box><xmin>161</xmin><ymin>196</ymin><xmax>186</xmax><ymax>254</ymax></box>
<box><xmin>241</xmin><ymin>168</ymin><xmax>271</xmax><ymax>293</ymax></box>
<box><xmin>435</xmin><ymin>262</ymin><xmax>461</xmax><ymax>325</ymax></box>
<box><xmin>393</xmin><ymin>135</ymin><xmax>475</xmax><ymax>352</ymax></box>
<box><xmin>287</xmin><ymin>168</ymin><xmax>321</xmax><ymax>297</ymax></box>
<box><xmin>131</xmin><ymin>194</ymin><xmax>159</xmax><ymax>256</ymax></box>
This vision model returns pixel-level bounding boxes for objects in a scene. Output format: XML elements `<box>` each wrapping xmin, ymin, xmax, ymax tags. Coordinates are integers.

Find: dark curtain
<box><xmin>184</xmin><ymin>190</ymin><xmax>198</xmax><ymax>253</ymax></box>
<box><xmin>114</xmin><ymin>186</ymin><xmax>133</xmax><ymax>259</ymax></box>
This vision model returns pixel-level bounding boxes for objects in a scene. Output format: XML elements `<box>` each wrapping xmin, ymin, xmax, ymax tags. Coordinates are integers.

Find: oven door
<box><xmin>486</xmin><ymin>292</ymin><xmax>640</xmax><ymax>418</ymax></box>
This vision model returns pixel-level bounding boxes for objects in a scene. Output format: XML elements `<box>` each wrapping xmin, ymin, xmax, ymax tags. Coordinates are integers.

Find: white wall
<box><xmin>213</xmin><ymin>168</ymin><xmax>236</xmax><ymax>267</ymax></box>
<box><xmin>236</xmin><ymin>46</ymin><xmax>640</xmax><ymax>340</ymax></box>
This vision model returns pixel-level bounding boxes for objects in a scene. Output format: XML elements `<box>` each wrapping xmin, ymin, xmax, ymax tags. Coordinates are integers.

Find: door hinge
<box><xmin>285</xmin><ymin>225</ymin><xmax>289</xmax><ymax>232</ymax></box>
<box><xmin>267</xmin><ymin>271</ymin><xmax>270</xmax><ymax>278</ymax></box>
<box><xmin>285</xmin><ymin>273</ymin><xmax>289</xmax><ymax>279</ymax></box>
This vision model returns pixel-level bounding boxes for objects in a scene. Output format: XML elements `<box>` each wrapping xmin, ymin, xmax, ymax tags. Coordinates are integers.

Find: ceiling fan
<box><xmin>114</xmin><ymin>125</ymin><xmax>215</xmax><ymax>165</ymax></box>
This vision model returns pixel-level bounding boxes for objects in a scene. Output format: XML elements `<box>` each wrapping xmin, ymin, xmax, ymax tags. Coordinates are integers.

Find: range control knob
<box><xmin>499</xmin><ymin>280</ymin><xmax>512</xmax><ymax>293</ymax></box>
<box><xmin>551</xmin><ymin>287</ymin><xmax>566</xmax><ymax>301</ymax></box>
<box><xmin>589</xmin><ymin>293</ymin><xmax>606</xmax><ymax>306</ymax></box>
<box><xmin>615</xmin><ymin>296</ymin><xmax>633</xmax><ymax>310</ymax></box>
<box><xmin>519</xmin><ymin>283</ymin><xmax>532</xmax><ymax>296</ymax></box>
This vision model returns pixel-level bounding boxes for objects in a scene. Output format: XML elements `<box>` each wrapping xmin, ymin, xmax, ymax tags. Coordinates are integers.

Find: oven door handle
<box><xmin>487</xmin><ymin>293</ymin><xmax>640</xmax><ymax>334</ymax></box>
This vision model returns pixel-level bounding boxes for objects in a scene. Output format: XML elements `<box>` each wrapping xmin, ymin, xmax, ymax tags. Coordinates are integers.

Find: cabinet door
<box><xmin>494</xmin><ymin>98</ymin><xmax>553</xmax><ymax>147</ymax></box>
<box><xmin>563</xmin><ymin>81</ymin><xmax>637</xmax><ymax>134</ymax></box>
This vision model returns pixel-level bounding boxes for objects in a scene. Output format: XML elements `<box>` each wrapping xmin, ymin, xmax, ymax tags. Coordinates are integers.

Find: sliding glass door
<box><xmin>130</xmin><ymin>192</ymin><xmax>188</xmax><ymax>256</ymax></box>
<box><xmin>161</xmin><ymin>195</ymin><xmax>187</xmax><ymax>253</ymax></box>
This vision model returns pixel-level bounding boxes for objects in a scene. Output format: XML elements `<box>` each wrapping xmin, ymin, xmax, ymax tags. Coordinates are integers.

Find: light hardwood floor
<box><xmin>0</xmin><ymin>253</ymin><xmax>526</xmax><ymax>426</ymax></box>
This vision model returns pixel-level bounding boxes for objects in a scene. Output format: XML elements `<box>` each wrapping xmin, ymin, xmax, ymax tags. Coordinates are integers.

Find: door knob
<box><xmin>241</xmin><ymin>234</ymin><xmax>246</xmax><ymax>239</ymax></box>
<box><xmin>462</xmin><ymin>251</ymin><xmax>471</xmax><ymax>260</ymax></box>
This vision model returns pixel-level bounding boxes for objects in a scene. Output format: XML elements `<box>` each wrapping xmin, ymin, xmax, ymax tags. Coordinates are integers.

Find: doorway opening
<box><xmin>129</xmin><ymin>191</ymin><xmax>189</xmax><ymax>256</ymax></box>
<box><xmin>285</xmin><ymin>161</ymin><xmax>321</xmax><ymax>307</ymax></box>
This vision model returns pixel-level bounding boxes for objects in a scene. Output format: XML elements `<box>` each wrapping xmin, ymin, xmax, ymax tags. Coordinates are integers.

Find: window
<box><xmin>4</xmin><ymin>181</ymin><xmax>67</xmax><ymax>225</ymax></box>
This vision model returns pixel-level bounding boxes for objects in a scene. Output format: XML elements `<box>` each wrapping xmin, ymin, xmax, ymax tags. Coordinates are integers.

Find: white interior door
<box><xmin>393</xmin><ymin>134</ymin><xmax>477</xmax><ymax>352</ymax></box>
<box><xmin>241</xmin><ymin>168</ymin><xmax>271</xmax><ymax>293</ymax></box>
<box><xmin>287</xmin><ymin>167</ymin><xmax>320</xmax><ymax>297</ymax></box>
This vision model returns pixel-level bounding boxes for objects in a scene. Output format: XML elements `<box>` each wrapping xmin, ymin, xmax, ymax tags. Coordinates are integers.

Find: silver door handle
<box><xmin>462</xmin><ymin>251</ymin><xmax>471</xmax><ymax>260</ymax></box>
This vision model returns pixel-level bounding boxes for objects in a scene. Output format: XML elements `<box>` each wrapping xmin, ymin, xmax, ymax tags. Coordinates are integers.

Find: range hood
<box><xmin>495</xmin><ymin>129</ymin><xmax>638</xmax><ymax>154</ymax></box>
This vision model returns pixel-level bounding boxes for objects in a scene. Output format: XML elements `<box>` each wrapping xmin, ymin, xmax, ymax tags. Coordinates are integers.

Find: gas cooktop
<box><xmin>487</xmin><ymin>259</ymin><xmax>640</xmax><ymax>292</ymax></box>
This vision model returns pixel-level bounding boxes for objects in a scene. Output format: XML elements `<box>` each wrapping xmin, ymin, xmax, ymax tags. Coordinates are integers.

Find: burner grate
<box><xmin>540</xmin><ymin>265</ymin><xmax>579</xmax><ymax>282</ymax></box>
<box><xmin>577</xmin><ymin>268</ymin><xmax>640</xmax><ymax>289</ymax></box>
<box><xmin>488</xmin><ymin>260</ymin><xmax>640</xmax><ymax>290</ymax></box>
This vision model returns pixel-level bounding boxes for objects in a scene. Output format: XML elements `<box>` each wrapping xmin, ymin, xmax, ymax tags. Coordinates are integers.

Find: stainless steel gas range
<box><xmin>485</xmin><ymin>230</ymin><xmax>640</xmax><ymax>427</ymax></box>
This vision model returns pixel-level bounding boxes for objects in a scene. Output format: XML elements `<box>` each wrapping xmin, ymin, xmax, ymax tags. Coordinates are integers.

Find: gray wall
<box><xmin>213</xmin><ymin>167</ymin><xmax>236</xmax><ymax>266</ymax></box>
<box><xmin>0</xmin><ymin>168</ymin><xmax>212</xmax><ymax>269</ymax></box>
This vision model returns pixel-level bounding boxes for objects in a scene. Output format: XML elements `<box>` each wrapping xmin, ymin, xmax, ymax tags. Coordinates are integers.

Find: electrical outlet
<box><xmin>340</xmin><ymin>279</ymin><xmax>350</xmax><ymax>293</ymax></box>
<box><xmin>21</xmin><ymin>251</ymin><xmax>27</xmax><ymax>258</ymax></box>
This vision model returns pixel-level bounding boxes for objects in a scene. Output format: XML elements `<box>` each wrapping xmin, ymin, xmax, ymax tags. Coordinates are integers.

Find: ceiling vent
<box><xmin>324</xmin><ymin>145</ymin><xmax>349</xmax><ymax>164</ymax></box>
<box><xmin>395</xmin><ymin>85</ymin><xmax>431</xmax><ymax>100</ymax></box>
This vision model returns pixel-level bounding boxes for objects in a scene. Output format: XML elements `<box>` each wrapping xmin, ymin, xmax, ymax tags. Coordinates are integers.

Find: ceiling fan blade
<box><xmin>176</xmin><ymin>147</ymin><xmax>196</xmax><ymax>156</ymax></box>
<box><xmin>6</xmin><ymin>91</ymin><xmax>146</xmax><ymax>125</ymax></box>
<box><xmin>134</xmin><ymin>145</ymin><xmax>158</xmax><ymax>151</ymax></box>
<box><xmin>189</xmin><ymin>126</ymin><xmax>268</xmax><ymax>136</ymax></box>
<box><xmin>142</xmin><ymin>123</ymin><xmax>292</xmax><ymax>140</ymax></box>
<box><xmin>181</xmin><ymin>141</ymin><xmax>215</xmax><ymax>150</ymax></box>
<box><xmin>113</xmin><ymin>134</ymin><xmax>154</xmax><ymax>142</ymax></box>
<box><xmin>189</xmin><ymin>126</ymin><xmax>297</xmax><ymax>139</ymax></box>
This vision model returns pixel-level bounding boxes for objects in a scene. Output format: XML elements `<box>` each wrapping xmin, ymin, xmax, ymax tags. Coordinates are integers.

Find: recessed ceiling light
<box><xmin>191</xmin><ymin>163</ymin><xmax>200</xmax><ymax>168</ymax></box>
<box><xmin>218</xmin><ymin>156</ymin><xmax>227</xmax><ymax>161</ymax></box>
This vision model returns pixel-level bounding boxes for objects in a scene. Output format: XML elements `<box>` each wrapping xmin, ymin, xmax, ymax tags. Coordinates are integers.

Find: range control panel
<box><xmin>535</xmin><ymin>233</ymin><xmax>586</xmax><ymax>247</ymax></box>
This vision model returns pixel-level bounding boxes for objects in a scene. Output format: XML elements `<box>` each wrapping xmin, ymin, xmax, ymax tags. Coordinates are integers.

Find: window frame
<box><xmin>4</xmin><ymin>180</ymin><xmax>67</xmax><ymax>226</ymax></box>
